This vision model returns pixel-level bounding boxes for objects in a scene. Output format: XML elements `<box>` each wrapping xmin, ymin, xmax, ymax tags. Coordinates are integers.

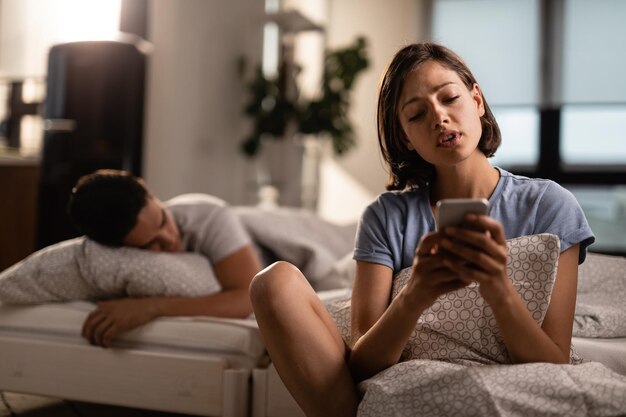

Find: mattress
<box><xmin>0</xmin><ymin>301</ymin><xmax>266</xmax><ymax>368</ymax></box>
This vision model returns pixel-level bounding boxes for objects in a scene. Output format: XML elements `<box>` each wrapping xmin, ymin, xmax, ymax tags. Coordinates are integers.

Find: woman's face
<box><xmin>123</xmin><ymin>196</ymin><xmax>183</xmax><ymax>252</ymax></box>
<box><xmin>398</xmin><ymin>60</ymin><xmax>485</xmax><ymax>168</ymax></box>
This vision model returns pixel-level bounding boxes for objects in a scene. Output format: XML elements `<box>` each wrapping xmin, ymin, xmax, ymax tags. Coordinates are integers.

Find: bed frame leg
<box><xmin>251</xmin><ymin>369</ymin><xmax>268</xmax><ymax>417</ymax></box>
<box><xmin>222</xmin><ymin>369</ymin><xmax>250</xmax><ymax>417</ymax></box>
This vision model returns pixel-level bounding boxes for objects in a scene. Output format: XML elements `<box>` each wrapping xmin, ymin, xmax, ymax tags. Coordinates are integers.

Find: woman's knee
<box><xmin>249</xmin><ymin>261</ymin><xmax>306</xmax><ymax>305</ymax></box>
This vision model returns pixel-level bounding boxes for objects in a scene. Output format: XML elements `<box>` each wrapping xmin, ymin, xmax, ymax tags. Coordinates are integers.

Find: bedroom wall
<box><xmin>324</xmin><ymin>0</ymin><xmax>427</xmax><ymax>197</ymax></box>
<box><xmin>320</xmin><ymin>0</ymin><xmax>427</xmax><ymax>222</ymax></box>
<box><xmin>142</xmin><ymin>0</ymin><xmax>264</xmax><ymax>204</ymax></box>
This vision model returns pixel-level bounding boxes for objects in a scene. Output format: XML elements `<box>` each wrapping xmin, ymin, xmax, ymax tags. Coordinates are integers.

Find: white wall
<box><xmin>325</xmin><ymin>0</ymin><xmax>427</xmax><ymax>197</ymax></box>
<box><xmin>0</xmin><ymin>0</ymin><xmax>122</xmax><ymax>78</ymax></box>
<box><xmin>143</xmin><ymin>0</ymin><xmax>264</xmax><ymax>204</ymax></box>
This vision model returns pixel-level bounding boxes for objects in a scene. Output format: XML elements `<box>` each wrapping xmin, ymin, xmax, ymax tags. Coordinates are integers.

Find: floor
<box><xmin>0</xmin><ymin>392</ymin><xmax>193</xmax><ymax>417</ymax></box>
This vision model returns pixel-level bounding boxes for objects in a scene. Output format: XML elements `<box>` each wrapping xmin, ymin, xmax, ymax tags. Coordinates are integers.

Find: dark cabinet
<box><xmin>37</xmin><ymin>40</ymin><xmax>146</xmax><ymax>248</ymax></box>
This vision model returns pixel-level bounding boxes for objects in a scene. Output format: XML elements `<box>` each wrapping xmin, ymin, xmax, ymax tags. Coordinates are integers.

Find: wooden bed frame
<box><xmin>0</xmin><ymin>334</ymin><xmax>251</xmax><ymax>417</ymax></box>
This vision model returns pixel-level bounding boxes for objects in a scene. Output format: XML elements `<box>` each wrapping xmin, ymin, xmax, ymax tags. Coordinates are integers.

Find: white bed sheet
<box><xmin>0</xmin><ymin>301</ymin><xmax>265</xmax><ymax>368</ymax></box>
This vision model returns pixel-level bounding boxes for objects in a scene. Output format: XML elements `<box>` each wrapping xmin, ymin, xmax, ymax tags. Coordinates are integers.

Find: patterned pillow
<box><xmin>325</xmin><ymin>233</ymin><xmax>561</xmax><ymax>364</ymax></box>
<box><xmin>0</xmin><ymin>237</ymin><xmax>222</xmax><ymax>304</ymax></box>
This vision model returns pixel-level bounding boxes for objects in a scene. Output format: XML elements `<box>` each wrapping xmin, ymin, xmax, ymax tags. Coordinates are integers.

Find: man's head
<box><xmin>68</xmin><ymin>170</ymin><xmax>182</xmax><ymax>252</ymax></box>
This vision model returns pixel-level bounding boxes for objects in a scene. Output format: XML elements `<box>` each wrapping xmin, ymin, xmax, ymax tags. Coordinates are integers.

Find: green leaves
<box><xmin>240</xmin><ymin>36</ymin><xmax>369</xmax><ymax>158</ymax></box>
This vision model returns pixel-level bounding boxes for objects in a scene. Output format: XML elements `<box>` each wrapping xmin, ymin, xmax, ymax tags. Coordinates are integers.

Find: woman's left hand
<box><xmin>438</xmin><ymin>214</ymin><xmax>511</xmax><ymax>304</ymax></box>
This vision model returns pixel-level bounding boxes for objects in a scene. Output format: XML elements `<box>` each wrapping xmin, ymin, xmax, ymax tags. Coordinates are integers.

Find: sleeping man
<box><xmin>67</xmin><ymin>169</ymin><xmax>262</xmax><ymax>347</ymax></box>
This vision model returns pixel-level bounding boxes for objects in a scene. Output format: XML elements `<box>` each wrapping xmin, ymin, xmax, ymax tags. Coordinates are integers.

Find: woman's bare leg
<box><xmin>250</xmin><ymin>261</ymin><xmax>359</xmax><ymax>417</ymax></box>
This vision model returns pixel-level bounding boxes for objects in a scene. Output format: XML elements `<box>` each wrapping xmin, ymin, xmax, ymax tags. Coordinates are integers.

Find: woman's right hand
<box><xmin>404</xmin><ymin>232</ymin><xmax>471</xmax><ymax>310</ymax></box>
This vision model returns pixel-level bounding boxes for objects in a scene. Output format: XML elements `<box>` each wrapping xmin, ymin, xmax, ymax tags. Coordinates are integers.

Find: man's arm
<box><xmin>82</xmin><ymin>245</ymin><xmax>262</xmax><ymax>347</ymax></box>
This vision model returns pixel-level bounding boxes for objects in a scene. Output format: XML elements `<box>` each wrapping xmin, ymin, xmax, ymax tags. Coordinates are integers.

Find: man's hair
<box><xmin>377</xmin><ymin>42</ymin><xmax>501</xmax><ymax>190</ymax></box>
<box><xmin>67</xmin><ymin>169</ymin><xmax>149</xmax><ymax>246</ymax></box>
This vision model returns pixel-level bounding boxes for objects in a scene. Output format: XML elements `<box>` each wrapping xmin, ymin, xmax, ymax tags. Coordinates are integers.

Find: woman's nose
<box><xmin>431</xmin><ymin>106</ymin><xmax>448</xmax><ymax>129</ymax></box>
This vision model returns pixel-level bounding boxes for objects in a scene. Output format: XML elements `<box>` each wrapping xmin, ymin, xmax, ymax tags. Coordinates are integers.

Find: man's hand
<box><xmin>82</xmin><ymin>298</ymin><xmax>160</xmax><ymax>348</ymax></box>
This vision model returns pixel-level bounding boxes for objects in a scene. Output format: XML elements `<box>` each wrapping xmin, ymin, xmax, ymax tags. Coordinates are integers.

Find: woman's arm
<box><xmin>440</xmin><ymin>214</ymin><xmax>578</xmax><ymax>363</ymax></box>
<box><xmin>82</xmin><ymin>244</ymin><xmax>262</xmax><ymax>347</ymax></box>
<box><xmin>348</xmin><ymin>233</ymin><xmax>470</xmax><ymax>382</ymax></box>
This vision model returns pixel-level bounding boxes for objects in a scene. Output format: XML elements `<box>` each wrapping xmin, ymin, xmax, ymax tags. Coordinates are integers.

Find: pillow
<box><xmin>574</xmin><ymin>252</ymin><xmax>626</xmax><ymax>338</ymax></box>
<box><xmin>0</xmin><ymin>237</ymin><xmax>221</xmax><ymax>304</ymax></box>
<box><xmin>326</xmin><ymin>233</ymin><xmax>561</xmax><ymax>364</ymax></box>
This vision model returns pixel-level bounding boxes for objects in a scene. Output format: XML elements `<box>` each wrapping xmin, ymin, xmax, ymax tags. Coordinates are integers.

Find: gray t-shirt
<box><xmin>165</xmin><ymin>193</ymin><xmax>252</xmax><ymax>264</ymax></box>
<box><xmin>354</xmin><ymin>168</ymin><xmax>595</xmax><ymax>273</ymax></box>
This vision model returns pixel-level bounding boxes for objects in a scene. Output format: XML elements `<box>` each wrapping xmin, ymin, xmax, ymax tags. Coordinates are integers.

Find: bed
<box><xmin>0</xmin><ymin>206</ymin><xmax>356</xmax><ymax>417</ymax></box>
<box><xmin>254</xmin><ymin>247</ymin><xmax>626</xmax><ymax>417</ymax></box>
<box><xmin>1</xmin><ymin>209</ymin><xmax>625</xmax><ymax>417</ymax></box>
<box><xmin>1</xmin><ymin>295</ymin><xmax>625</xmax><ymax>417</ymax></box>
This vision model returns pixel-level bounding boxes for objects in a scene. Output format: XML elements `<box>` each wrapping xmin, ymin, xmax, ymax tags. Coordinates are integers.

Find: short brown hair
<box><xmin>67</xmin><ymin>169</ymin><xmax>148</xmax><ymax>246</ymax></box>
<box><xmin>377</xmin><ymin>42</ymin><xmax>501</xmax><ymax>190</ymax></box>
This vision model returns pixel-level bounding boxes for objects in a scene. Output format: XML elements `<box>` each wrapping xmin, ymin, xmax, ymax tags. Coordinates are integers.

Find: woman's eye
<box><xmin>408</xmin><ymin>111</ymin><xmax>425</xmax><ymax>122</ymax></box>
<box><xmin>444</xmin><ymin>95</ymin><xmax>460</xmax><ymax>104</ymax></box>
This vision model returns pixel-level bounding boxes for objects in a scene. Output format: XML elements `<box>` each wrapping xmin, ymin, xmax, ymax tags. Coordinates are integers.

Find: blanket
<box><xmin>323</xmin><ymin>235</ymin><xmax>626</xmax><ymax>416</ymax></box>
<box><xmin>358</xmin><ymin>360</ymin><xmax>626</xmax><ymax>417</ymax></box>
<box><xmin>235</xmin><ymin>206</ymin><xmax>357</xmax><ymax>290</ymax></box>
<box><xmin>574</xmin><ymin>252</ymin><xmax>626</xmax><ymax>338</ymax></box>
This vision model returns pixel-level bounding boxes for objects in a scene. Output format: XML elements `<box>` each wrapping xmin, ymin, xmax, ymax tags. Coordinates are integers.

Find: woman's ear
<box><xmin>472</xmin><ymin>83</ymin><xmax>485</xmax><ymax>117</ymax></box>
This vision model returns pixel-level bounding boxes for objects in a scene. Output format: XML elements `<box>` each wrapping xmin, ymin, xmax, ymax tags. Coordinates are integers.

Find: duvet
<box><xmin>325</xmin><ymin>234</ymin><xmax>626</xmax><ymax>417</ymax></box>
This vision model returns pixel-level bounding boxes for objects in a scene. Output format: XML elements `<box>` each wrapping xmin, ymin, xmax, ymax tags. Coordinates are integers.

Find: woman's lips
<box><xmin>437</xmin><ymin>131</ymin><xmax>461</xmax><ymax>148</ymax></box>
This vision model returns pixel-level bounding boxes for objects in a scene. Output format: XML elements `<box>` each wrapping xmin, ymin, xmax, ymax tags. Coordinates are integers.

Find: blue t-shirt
<box><xmin>354</xmin><ymin>168</ymin><xmax>595</xmax><ymax>272</ymax></box>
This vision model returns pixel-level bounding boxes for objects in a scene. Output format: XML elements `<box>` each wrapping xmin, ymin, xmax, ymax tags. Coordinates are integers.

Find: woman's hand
<box><xmin>405</xmin><ymin>232</ymin><xmax>472</xmax><ymax>310</ymax></box>
<box><xmin>439</xmin><ymin>214</ymin><xmax>579</xmax><ymax>364</ymax></box>
<box><xmin>438</xmin><ymin>214</ymin><xmax>512</xmax><ymax>304</ymax></box>
<box><xmin>82</xmin><ymin>298</ymin><xmax>161</xmax><ymax>348</ymax></box>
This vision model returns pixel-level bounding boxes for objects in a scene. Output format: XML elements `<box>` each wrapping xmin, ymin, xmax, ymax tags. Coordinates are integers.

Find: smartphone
<box><xmin>436</xmin><ymin>198</ymin><xmax>489</xmax><ymax>231</ymax></box>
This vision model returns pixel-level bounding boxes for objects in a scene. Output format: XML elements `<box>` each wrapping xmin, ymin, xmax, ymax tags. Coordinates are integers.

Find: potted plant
<box><xmin>239</xmin><ymin>36</ymin><xmax>369</xmax><ymax>158</ymax></box>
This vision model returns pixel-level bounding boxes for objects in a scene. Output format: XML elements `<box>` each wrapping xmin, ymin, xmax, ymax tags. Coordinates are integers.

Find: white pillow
<box><xmin>0</xmin><ymin>237</ymin><xmax>221</xmax><ymax>304</ymax></box>
<box><xmin>326</xmin><ymin>233</ymin><xmax>561</xmax><ymax>364</ymax></box>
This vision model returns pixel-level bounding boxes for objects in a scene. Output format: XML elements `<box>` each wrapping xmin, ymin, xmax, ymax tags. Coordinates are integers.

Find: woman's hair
<box><xmin>377</xmin><ymin>42</ymin><xmax>501</xmax><ymax>190</ymax></box>
<box><xmin>67</xmin><ymin>169</ymin><xmax>148</xmax><ymax>246</ymax></box>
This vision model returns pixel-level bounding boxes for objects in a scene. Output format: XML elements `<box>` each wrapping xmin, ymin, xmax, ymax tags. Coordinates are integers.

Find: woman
<box><xmin>249</xmin><ymin>43</ymin><xmax>594</xmax><ymax>417</ymax></box>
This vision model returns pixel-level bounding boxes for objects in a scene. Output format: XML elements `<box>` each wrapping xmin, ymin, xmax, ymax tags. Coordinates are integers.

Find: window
<box><xmin>431</xmin><ymin>0</ymin><xmax>626</xmax><ymax>255</ymax></box>
<box><xmin>491</xmin><ymin>107</ymin><xmax>540</xmax><ymax>168</ymax></box>
<box><xmin>560</xmin><ymin>0</ymin><xmax>626</xmax><ymax>170</ymax></box>
<box><xmin>561</xmin><ymin>105</ymin><xmax>626</xmax><ymax>166</ymax></box>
